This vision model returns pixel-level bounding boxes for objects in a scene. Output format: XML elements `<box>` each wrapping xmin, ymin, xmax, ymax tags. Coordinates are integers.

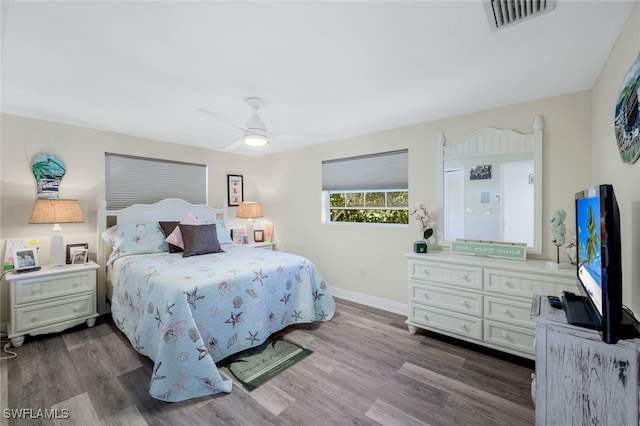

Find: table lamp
<box><xmin>30</xmin><ymin>199</ymin><xmax>84</xmax><ymax>266</ymax></box>
<box><xmin>236</xmin><ymin>202</ymin><xmax>263</xmax><ymax>243</ymax></box>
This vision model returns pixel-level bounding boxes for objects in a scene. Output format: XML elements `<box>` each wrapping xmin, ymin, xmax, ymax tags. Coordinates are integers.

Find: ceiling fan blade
<box><xmin>223</xmin><ymin>139</ymin><xmax>245</xmax><ymax>152</ymax></box>
<box><xmin>272</xmin><ymin>131</ymin><xmax>326</xmax><ymax>141</ymax></box>
<box><xmin>196</xmin><ymin>107</ymin><xmax>248</xmax><ymax>132</ymax></box>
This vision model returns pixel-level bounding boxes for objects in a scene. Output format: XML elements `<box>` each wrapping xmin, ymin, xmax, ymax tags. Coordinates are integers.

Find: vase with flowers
<box><xmin>410</xmin><ymin>203</ymin><xmax>435</xmax><ymax>253</ymax></box>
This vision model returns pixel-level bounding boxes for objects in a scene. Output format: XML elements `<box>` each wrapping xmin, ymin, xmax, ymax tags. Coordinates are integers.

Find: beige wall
<box><xmin>591</xmin><ymin>2</ymin><xmax>640</xmax><ymax>310</ymax></box>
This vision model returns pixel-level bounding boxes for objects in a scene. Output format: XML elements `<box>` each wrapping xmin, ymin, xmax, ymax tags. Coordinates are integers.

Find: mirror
<box><xmin>437</xmin><ymin>116</ymin><xmax>544</xmax><ymax>254</ymax></box>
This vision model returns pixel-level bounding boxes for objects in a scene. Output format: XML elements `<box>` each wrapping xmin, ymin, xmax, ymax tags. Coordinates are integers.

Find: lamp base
<box><xmin>50</xmin><ymin>235</ymin><xmax>65</xmax><ymax>267</ymax></box>
<box><xmin>246</xmin><ymin>221</ymin><xmax>255</xmax><ymax>244</ymax></box>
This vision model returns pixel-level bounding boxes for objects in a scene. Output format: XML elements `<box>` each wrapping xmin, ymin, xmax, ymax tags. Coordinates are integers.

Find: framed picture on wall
<box><xmin>469</xmin><ymin>164</ymin><xmax>492</xmax><ymax>180</ymax></box>
<box><xmin>227</xmin><ymin>174</ymin><xmax>244</xmax><ymax>206</ymax></box>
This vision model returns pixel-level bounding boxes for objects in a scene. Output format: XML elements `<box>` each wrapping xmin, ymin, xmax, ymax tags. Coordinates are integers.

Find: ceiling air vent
<box><xmin>484</xmin><ymin>0</ymin><xmax>556</xmax><ymax>32</ymax></box>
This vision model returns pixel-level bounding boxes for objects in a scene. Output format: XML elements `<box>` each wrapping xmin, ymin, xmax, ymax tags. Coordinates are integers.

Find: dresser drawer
<box><xmin>484</xmin><ymin>296</ymin><xmax>533</xmax><ymax>329</ymax></box>
<box><xmin>13</xmin><ymin>271</ymin><xmax>95</xmax><ymax>305</ymax></box>
<box><xmin>411</xmin><ymin>305</ymin><xmax>482</xmax><ymax>340</ymax></box>
<box><xmin>484</xmin><ymin>269</ymin><xmax>577</xmax><ymax>298</ymax></box>
<box><xmin>14</xmin><ymin>294</ymin><xmax>95</xmax><ymax>332</ymax></box>
<box><xmin>409</xmin><ymin>261</ymin><xmax>482</xmax><ymax>289</ymax></box>
<box><xmin>484</xmin><ymin>319</ymin><xmax>535</xmax><ymax>356</ymax></box>
<box><xmin>410</xmin><ymin>281</ymin><xmax>482</xmax><ymax>317</ymax></box>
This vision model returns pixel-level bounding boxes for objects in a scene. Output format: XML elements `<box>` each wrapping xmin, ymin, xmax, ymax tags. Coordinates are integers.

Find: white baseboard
<box><xmin>328</xmin><ymin>286</ymin><xmax>408</xmax><ymax>316</ymax></box>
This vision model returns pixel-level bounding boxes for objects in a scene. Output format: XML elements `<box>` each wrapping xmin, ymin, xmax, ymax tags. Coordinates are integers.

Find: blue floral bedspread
<box><xmin>110</xmin><ymin>245</ymin><xmax>335</xmax><ymax>402</ymax></box>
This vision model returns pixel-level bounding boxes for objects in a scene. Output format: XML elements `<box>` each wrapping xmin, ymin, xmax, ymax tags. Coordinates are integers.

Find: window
<box><xmin>322</xmin><ymin>150</ymin><xmax>408</xmax><ymax>225</ymax></box>
<box><xmin>105</xmin><ymin>153</ymin><xmax>207</xmax><ymax>209</ymax></box>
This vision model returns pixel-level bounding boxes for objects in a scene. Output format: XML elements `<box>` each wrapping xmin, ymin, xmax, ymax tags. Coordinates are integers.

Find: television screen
<box><xmin>572</xmin><ymin>184</ymin><xmax>632</xmax><ymax>344</ymax></box>
<box><xmin>576</xmin><ymin>194</ymin><xmax>603</xmax><ymax>317</ymax></box>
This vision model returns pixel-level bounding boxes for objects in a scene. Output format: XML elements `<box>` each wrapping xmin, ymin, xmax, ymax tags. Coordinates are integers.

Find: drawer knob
<box><xmin>503</xmin><ymin>308</ymin><xmax>510</xmax><ymax>315</ymax></box>
<box><xmin>422</xmin><ymin>268</ymin><xmax>430</xmax><ymax>275</ymax></box>
<box><xmin>460</xmin><ymin>323</ymin><xmax>467</xmax><ymax>331</ymax></box>
<box><xmin>30</xmin><ymin>315</ymin><xmax>39</xmax><ymax>322</ymax></box>
<box><xmin>502</xmin><ymin>331</ymin><xmax>512</xmax><ymax>342</ymax></box>
<box><xmin>462</xmin><ymin>274</ymin><xmax>469</xmax><ymax>281</ymax></box>
<box><xmin>461</xmin><ymin>300</ymin><xmax>468</xmax><ymax>307</ymax></box>
<box><xmin>73</xmin><ymin>306</ymin><xmax>80</xmax><ymax>313</ymax></box>
<box><xmin>503</xmin><ymin>280</ymin><xmax>512</xmax><ymax>287</ymax></box>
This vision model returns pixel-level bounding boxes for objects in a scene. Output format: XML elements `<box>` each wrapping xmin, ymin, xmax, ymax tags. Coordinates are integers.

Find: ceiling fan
<box><xmin>238</xmin><ymin>97</ymin><xmax>270</xmax><ymax>148</ymax></box>
<box><xmin>198</xmin><ymin>97</ymin><xmax>323</xmax><ymax>152</ymax></box>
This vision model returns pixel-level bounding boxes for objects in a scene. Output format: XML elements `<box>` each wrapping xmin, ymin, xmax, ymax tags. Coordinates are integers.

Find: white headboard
<box><xmin>96</xmin><ymin>198</ymin><xmax>227</xmax><ymax>313</ymax></box>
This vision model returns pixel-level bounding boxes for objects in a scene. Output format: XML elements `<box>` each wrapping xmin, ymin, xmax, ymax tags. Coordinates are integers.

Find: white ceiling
<box><xmin>1</xmin><ymin>1</ymin><xmax>635</xmax><ymax>156</ymax></box>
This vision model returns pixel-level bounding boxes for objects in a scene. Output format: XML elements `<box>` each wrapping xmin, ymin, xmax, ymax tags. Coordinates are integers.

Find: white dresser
<box><xmin>406</xmin><ymin>251</ymin><xmax>577</xmax><ymax>359</ymax></box>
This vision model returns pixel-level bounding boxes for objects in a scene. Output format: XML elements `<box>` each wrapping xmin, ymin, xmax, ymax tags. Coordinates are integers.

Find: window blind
<box><xmin>321</xmin><ymin>149</ymin><xmax>408</xmax><ymax>191</ymax></box>
<box><xmin>105</xmin><ymin>153</ymin><xmax>207</xmax><ymax>209</ymax></box>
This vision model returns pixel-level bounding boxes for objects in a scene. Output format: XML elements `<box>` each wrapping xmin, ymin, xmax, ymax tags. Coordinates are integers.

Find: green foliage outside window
<box><xmin>328</xmin><ymin>190</ymin><xmax>408</xmax><ymax>224</ymax></box>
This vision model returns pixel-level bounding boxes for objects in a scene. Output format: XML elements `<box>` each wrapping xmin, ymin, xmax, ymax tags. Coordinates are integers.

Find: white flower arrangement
<box><xmin>410</xmin><ymin>203</ymin><xmax>435</xmax><ymax>240</ymax></box>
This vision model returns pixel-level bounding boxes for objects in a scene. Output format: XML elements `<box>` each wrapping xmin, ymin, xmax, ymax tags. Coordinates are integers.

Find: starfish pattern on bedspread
<box><xmin>185</xmin><ymin>287</ymin><xmax>205</xmax><ymax>309</ymax></box>
<box><xmin>252</xmin><ymin>269</ymin><xmax>268</xmax><ymax>285</ymax></box>
<box><xmin>225</xmin><ymin>311</ymin><xmax>244</xmax><ymax>328</ymax></box>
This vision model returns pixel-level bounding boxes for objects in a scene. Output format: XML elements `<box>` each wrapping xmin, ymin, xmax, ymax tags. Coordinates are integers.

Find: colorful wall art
<box><xmin>32</xmin><ymin>153</ymin><xmax>66</xmax><ymax>198</ymax></box>
<box><xmin>615</xmin><ymin>51</ymin><xmax>640</xmax><ymax>164</ymax></box>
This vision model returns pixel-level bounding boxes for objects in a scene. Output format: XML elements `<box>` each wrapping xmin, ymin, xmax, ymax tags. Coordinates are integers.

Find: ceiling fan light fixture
<box><xmin>242</xmin><ymin>132</ymin><xmax>270</xmax><ymax>147</ymax></box>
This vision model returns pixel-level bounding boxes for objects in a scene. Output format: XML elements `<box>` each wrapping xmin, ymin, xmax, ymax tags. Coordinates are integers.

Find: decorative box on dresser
<box><xmin>405</xmin><ymin>251</ymin><xmax>577</xmax><ymax>359</ymax></box>
<box><xmin>5</xmin><ymin>261</ymin><xmax>99</xmax><ymax>347</ymax></box>
<box><xmin>532</xmin><ymin>295</ymin><xmax>640</xmax><ymax>425</ymax></box>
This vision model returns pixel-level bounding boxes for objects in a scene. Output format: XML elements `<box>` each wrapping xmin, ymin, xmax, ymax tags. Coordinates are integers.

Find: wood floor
<box><xmin>1</xmin><ymin>298</ymin><xmax>535</xmax><ymax>425</ymax></box>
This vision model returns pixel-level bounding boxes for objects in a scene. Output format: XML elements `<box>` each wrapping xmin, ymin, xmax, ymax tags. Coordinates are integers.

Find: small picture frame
<box><xmin>227</xmin><ymin>174</ymin><xmax>244</xmax><ymax>206</ymax></box>
<box><xmin>469</xmin><ymin>164</ymin><xmax>492</xmax><ymax>180</ymax></box>
<box><xmin>66</xmin><ymin>243</ymin><xmax>89</xmax><ymax>264</ymax></box>
<box><xmin>71</xmin><ymin>249</ymin><xmax>89</xmax><ymax>265</ymax></box>
<box><xmin>254</xmin><ymin>230</ymin><xmax>265</xmax><ymax>242</ymax></box>
<box><xmin>12</xmin><ymin>248</ymin><xmax>40</xmax><ymax>272</ymax></box>
<box><xmin>230</xmin><ymin>228</ymin><xmax>246</xmax><ymax>244</ymax></box>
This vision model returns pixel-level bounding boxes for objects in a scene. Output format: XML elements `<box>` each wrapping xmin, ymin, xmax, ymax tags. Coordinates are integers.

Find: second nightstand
<box><xmin>247</xmin><ymin>242</ymin><xmax>275</xmax><ymax>250</ymax></box>
<box><xmin>5</xmin><ymin>261</ymin><xmax>99</xmax><ymax>347</ymax></box>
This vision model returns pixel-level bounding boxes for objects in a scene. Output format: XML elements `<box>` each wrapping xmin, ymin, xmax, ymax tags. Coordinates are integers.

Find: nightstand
<box><xmin>5</xmin><ymin>261</ymin><xmax>99</xmax><ymax>347</ymax></box>
<box><xmin>248</xmin><ymin>242</ymin><xmax>275</xmax><ymax>250</ymax></box>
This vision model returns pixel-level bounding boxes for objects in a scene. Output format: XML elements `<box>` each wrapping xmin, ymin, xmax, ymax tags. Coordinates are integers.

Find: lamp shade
<box><xmin>30</xmin><ymin>199</ymin><xmax>84</xmax><ymax>224</ymax></box>
<box><xmin>236</xmin><ymin>202</ymin><xmax>263</xmax><ymax>219</ymax></box>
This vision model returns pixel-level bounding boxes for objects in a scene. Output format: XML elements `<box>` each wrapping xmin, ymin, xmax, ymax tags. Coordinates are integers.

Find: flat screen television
<box><xmin>565</xmin><ymin>184</ymin><xmax>635</xmax><ymax>344</ymax></box>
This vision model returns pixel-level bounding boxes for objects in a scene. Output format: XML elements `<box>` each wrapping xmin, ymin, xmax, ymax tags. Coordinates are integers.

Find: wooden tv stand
<box><xmin>532</xmin><ymin>294</ymin><xmax>640</xmax><ymax>425</ymax></box>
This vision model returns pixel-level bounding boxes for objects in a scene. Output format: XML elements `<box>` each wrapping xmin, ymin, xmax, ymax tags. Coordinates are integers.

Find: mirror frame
<box><xmin>437</xmin><ymin>115</ymin><xmax>544</xmax><ymax>254</ymax></box>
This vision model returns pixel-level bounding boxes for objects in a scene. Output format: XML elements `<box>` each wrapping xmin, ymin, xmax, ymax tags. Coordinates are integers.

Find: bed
<box><xmin>97</xmin><ymin>198</ymin><xmax>335</xmax><ymax>402</ymax></box>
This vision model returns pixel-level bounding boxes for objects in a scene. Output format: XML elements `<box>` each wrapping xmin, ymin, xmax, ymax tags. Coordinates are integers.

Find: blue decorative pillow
<box><xmin>102</xmin><ymin>222</ymin><xmax>169</xmax><ymax>265</ymax></box>
<box><xmin>205</xmin><ymin>220</ymin><xmax>233</xmax><ymax>244</ymax></box>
